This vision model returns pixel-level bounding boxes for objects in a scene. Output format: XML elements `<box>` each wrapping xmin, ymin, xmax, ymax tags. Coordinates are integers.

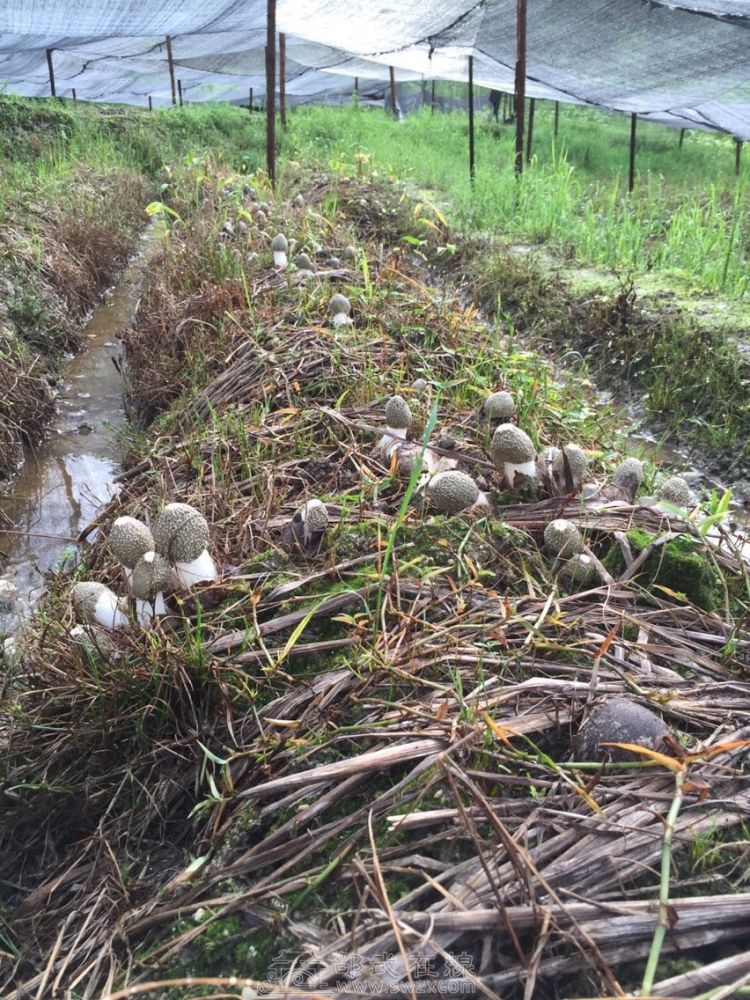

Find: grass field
<box><xmin>0</xmin><ymin>98</ymin><xmax>749</xmax><ymax>998</ymax></box>
<box><xmin>285</xmin><ymin>101</ymin><xmax>749</xmax><ymax>300</ymax></box>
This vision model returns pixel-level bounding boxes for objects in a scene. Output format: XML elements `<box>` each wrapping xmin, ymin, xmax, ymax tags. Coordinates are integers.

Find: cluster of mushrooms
<box><xmin>376</xmin><ymin>385</ymin><xmax>694</xmax><ymax>589</ymax></box>
<box><xmin>71</xmin><ymin>503</ymin><xmax>217</xmax><ymax>630</ymax></box>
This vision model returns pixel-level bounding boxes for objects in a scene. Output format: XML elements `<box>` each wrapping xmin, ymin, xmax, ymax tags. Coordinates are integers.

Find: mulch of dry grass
<box><xmin>1</xmin><ymin>166</ymin><xmax>749</xmax><ymax>1000</ymax></box>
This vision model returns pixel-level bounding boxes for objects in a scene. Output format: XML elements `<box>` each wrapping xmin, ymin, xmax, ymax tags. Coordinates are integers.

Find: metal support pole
<box><xmin>431</xmin><ymin>79</ymin><xmax>436</xmax><ymax>114</ymax></box>
<box><xmin>72</xmin><ymin>87</ymin><xmax>77</xmax><ymax>103</ymax></box>
<box><xmin>736</xmin><ymin>140</ymin><xmax>743</xmax><ymax>176</ymax></box>
<box><xmin>45</xmin><ymin>48</ymin><xmax>56</xmax><ymax>98</ymax></box>
<box><xmin>389</xmin><ymin>66</ymin><xmax>397</xmax><ymax>118</ymax></box>
<box><xmin>468</xmin><ymin>55</ymin><xmax>475</xmax><ymax>184</ymax></box>
<box><xmin>678</xmin><ymin>127</ymin><xmax>685</xmax><ymax>149</ymax></box>
<box><xmin>265</xmin><ymin>0</ymin><xmax>277</xmax><ymax>187</ymax></box>
<box><xmin>279</xmin><ymin>32</ymin><xmax>287</xmax><ymax>129</ymax></box>
<box><xmin>165</xmin><ymin>35</ymin><xmax>176</xmax><ymax>106</ymax></box>
<box><xmin>554</xmin><ymin>100</ymin><xmax>560</xmax><ymax>137</ymax></box>
<box><xmin>178</xmin><ymin>79</ymin><xmax>183</xmax><ymax>107</ymax></box>
<box><xmin>249</xmin><ymin>87</ymin><xmax>253</xmax><ymax>112</ymax></box>
<box><xmin>148</xmin><ymin>95</ymin><xmax>153</xmax><ymax>111</ymax></box>
<box><xmin>628</xmin><ymin>113</ymin><xmax>637</xmax><ymax>193</ymax></box>
<box><xmin>354</xmin><ymin>77</ymin><xmax>359</xmax><ymax>97</ymax></box>
<box><xmin>526</xmin><ymin>96</ymin><xmax>535</xmax><ymax>163</ymax></box>
<box><xmin>514</xmin><ymin>0</ymin><xmax>527</xmax><ymax>174</ymax></box>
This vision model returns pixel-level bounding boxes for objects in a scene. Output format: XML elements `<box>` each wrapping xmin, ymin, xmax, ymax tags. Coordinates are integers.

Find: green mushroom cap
<box><xmin>153</xmin><ymin>502</ymin><xmax>210</xmax><ymax>563</ymax></box>
<box><xmin>658</xmin><ymin>475</ymin><xmax>692</xmax><ymax>507</ymax></box>
<box><xmin>109</xmin><ymin>516</ymin><xmax>155</xmax><ymax>569</ymax></box>
<box><xmin>543</xmin><ymin>518</ymin><xmax>584</xmax><ymax>558</ymax></box>
<box><xmin>302</xmin><ymin>499</ymin><xmax>329</xmax><ymax>536</ymax></box>
<box><xmin>72</xmin><ymin>581</ymin><xmax>108</xmax><ymax>620</ymax></box>
<box><xmin>559</xmin><ymin>553</ymin><xmax>597</xmax><ymax>590</ymax></box>
<box><xmin>482</xmin><ymin>391</ymin><xmax>515</xmax><ymax>423</ymax></box>
<box><xmin>385</xmin><ymin>395</ymin><xmax>413</xmax><ymax>430</ymax></box>
<box><xmin>131</xmin><ymin>551</ymin><xmax>172</xmax><ymax>600</ymax></box>
<box><xmin>330</xmin><ymin>293</ymin><xmax>351</xmax><ymax>316</ymax></box>
<box><xmin>270</xmin><ymin>233</ymin><xmax>288</xmax><ymax>252</ymax></box>
<box><xmin>426</xmin><ymin>471</ymin><xmax>480</xmax><ymax>515</ymax></box>
<box><xmin>294</xmin><ymin>253</ymin><xmax>314</xmax><ymax>270</ymax></box>
<box><xmin>342</xmin><ymin>245</ymin><xmax>357</xmax><ymax>261</ymax></box>
<box><xmin>552</xmin><ymin>444</ymin><xmax>589</xmax><ymax>490</ymax></box>
<box><xmin>613</xmin><ymin>457</ymin><xmax>645</xmax><ymax>497</ymax></box>
<box><xmin>490</xmin><ymin>424</ymin><xmax>535</xmax><ymax>466</ymax></box>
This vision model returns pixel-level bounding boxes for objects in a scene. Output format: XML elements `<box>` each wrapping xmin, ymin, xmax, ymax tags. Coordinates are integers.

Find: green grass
<box><xmin>284</xmin><ymin>101</ymin><xmax>749</xmax><ymax>300</ymax></box>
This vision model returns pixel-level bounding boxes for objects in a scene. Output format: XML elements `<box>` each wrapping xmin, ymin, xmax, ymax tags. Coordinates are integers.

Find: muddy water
<box><xmin>0</xmin><ymin>224</ymin><xmax>159</xmax><ymax>635</ymax></box>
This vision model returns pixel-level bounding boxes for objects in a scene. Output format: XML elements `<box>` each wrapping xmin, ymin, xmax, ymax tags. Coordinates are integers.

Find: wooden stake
<box><xmin>431</xmin><ymin>79</ymin><xmax>436</xmax><ymax>114</ymax></box>
<box><xmin>148</xmin><ymin>95</ymin><xmax>153</xmax><ymax>111</ymax></box>
<box><xmin>629</xmin><ymin>113</ymin><xmax>637</xmax><ymax>193</ymax></box>
<box><xmin>678</xmin><ymin>127</ymin><xmax>686</xmax><ymax>149</ymax></box>
<box><xmin>279</xmin><ymin>32</ymin><xmax>287</xmax><ymax>130</ymax></box>
<box><xmin>468</xmin><ymin>55</ymin><xmax>475</xmax><ymax>184</ymax></box>
<box><xmin>45</xmin><ymin>48</ymin><xmax>56</xmax><ymax>99</ymax></box>
<box><xmin>265</xmin><ymin>0</ymin><xmax>277</xmax><ymax>187</ymax></box>
<box><xmin>354</xmin><ymin>77</ymin><xmax>359</xmax><ymax>97</ymax></box>
<box><xmin>165</xmin><ymin>36</ymin><xmax>176</xmax><ymax>106</ymax></box>
<box><xmin>526</xmin><ymin>96</ymin><xmax>535</xmax><ymax>163</ymax></box>
<box><xmin>71</xmin><ymin>87</ymin><xmax>77</xmax><ymax>103</ymax></box>
<box><xmin>554</xmin><ymin>100</ymin><xmax>560</xmax><ymax>137</ymax></box>
<box><xmin>248</xmin><ymin>87</ymin><xmax>253</xmax><ymax>112</ymax></box>
<box><xmin>389</xmin><ymin>66</ymin><xmax>397</xmax><ymax>118</ymax></box>
<box><xmin>514</xmin><ymin>0</ymin><xmax>527</xmax><ymax>174</ymax></box>
<box><xmin>736</xmin><ymin>139</ymin><xmax>743</xmax><ymax>176</ymax></box>
<box><xmin>178</xmin><ymin>79</ymin><xmax>183</xmax><ymax>107</ymax></box>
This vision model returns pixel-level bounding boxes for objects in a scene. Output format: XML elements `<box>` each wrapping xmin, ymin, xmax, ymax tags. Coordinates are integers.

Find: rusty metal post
<box><xmin>389</xmin><ymin>66</ymin><xmax>397</xmax><ymax>118</ymax></box>
<box><xmin>628</xmin><ymin>113</ymin><xmax>637</xmax><ymax>193</ymax></box>
<box><xmin>468</xmin><ymin>55</ymin><xmax>475</xmax><ymax>184</ymax></box>
<box><xmin>279</xmin><ymin>32</ymin><xmax>287</xmax><ymax>129</ymax></box>
<box><xmin>514</xmin><ymin>0</ymin><xmax>527</xmax><ymax>174</ymax></box>
<box><xmin>165</xmin><ymin>36</ymin><xmax>177</xmax><ymax>106</ymax></box>
<box><xmin>736</xmin><ymin>140</ymin><xmax>743</xmax><ymax>176</ymax></box>
<box><xmin>554</xmin><ymin>100</ymin><xmax>560</xmax><ymax>137</ymax></box>
<box><xmin>265</xmin><ymin>0</ymin><xmax>277</xmax><ymax>187</ymax></box>
<box><xmin>178</xmin><ymin>79</ymin><xmax>183</xmax><ymax>107</ymax></box>
<box><xmin>679</xmin><ymin>127</ymin><xmax>685</xmax><ymax>149</ymax></box>
<box><xmin>526</xmin><ymin>96</ymin><xmax>535</xmax><ymax>162</ymax></box>
<box><xmin>45</xmin><ymin>48</ymin><xmax>56</xmax><ymax>98</ymax></box>
<box><xmin>148</xmin><ymin>95</ymin><xmax>153</xmax><ymax>111</ymax></box>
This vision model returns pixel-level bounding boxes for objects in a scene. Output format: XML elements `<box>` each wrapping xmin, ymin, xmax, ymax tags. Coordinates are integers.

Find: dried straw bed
<box><xmin>0</xmin><ymin>168</ymin><xmax>748</xmax><ymax>999</ymax></box>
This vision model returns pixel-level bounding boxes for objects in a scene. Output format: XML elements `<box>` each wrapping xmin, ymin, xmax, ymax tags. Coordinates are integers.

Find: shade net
<box><xmin>0</xmin><ymin>0</ymin><xmax>746</xmax><ymax>139</ymax></box>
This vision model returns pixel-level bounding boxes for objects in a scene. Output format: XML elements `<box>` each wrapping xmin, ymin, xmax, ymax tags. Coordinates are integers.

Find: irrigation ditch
<box><xmin>0</xmin><ymin>157</ymin><xmax>748</xmax><ymax>999</ymax></box>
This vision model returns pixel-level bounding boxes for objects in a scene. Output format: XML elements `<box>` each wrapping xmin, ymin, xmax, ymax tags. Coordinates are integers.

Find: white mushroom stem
<box><xmin>332</xmin><ymin>312</ymin><xmax>352</xmax><ymax>327</ymax></box>
<box><xmin>172</xmin><ymin>549</ymin><xmax>218</xmax><ymax>589</ymax></box>
<box><xmin>94</xmin><ymin>589</ymin><xmax>129</xmax><ymax>630</ymax></box>
<box><xmin>273</xmin><ymin>250</ymin><xmax>288</xmax><ymax>268</ymax></box>
<box><xmin>504</xmin><ymin>460</ymin><xmax>537</xmax><ymax>486</ymax></box>
<box><xmin>472</xmin><ymin>491</ymin><xmax>492</xmax><ymax>510</ymax></box>
<box><xmin>135</xmin><ymin>592</ymin><xmax>167</xmax><ymax>627</ymax></box>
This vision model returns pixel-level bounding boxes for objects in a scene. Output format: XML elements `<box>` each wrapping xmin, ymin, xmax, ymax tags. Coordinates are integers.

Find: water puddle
<box><xmin>0</xmin><ymin>223</ymin><xmax>161</xmax><ymax>635</ymax></box>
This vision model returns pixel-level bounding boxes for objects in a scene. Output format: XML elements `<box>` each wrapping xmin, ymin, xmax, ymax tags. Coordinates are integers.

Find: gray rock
<box><xmin>575</xmin><ymin>697</ymin><xmax>670</xmax><ymax>763</ymax></box>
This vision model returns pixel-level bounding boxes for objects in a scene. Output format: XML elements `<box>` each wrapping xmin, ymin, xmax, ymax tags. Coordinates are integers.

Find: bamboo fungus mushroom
<box><xmin>551</xmin><ymin>444</ymin><xmax>589</xmax><ymax>495</ymax></box>
<box><xmin>612</xmin><ymin>457</ymin><xmax>645</xmax><ymax>501</ymax></box>
<box><xmin>489</xmin><ymin>424</ymin><xmax>536</xmax><ymax>488</ymax></box>
<box><xmin>270</xmin><ymin>233</ymin><xmax>288</xmax><ymax>268</ymax></box>
<box><xmin>131</xmin><ymin>551</ymin><xmax>171</xmax><ymax>625</ymax></box>
<box><xmin>109</xmin><ymin>516</ymin><xmax>155</xmax><ymax>585</ymax></box>
<box><xmin>72</xmin><ymin>581</ymin><xmax>128</xmax><ymax>630</ymax></box>
<box><xmin>482</xmin><ymin>391</ymin><xmax>515</xmax><ymax>427</ymax></box>
<box><xmin>543</xmin><ymin>519</ymin><xmax>584</xmax><ymax>558</ymax></box>
<box><xmin>154</xmin><ymin>502</ymin><xmax>217</xmax><ymax>589</ymax></box>
<box><xmin>426</xmin><ymin>471</ymin><xmax>480</xmax><ymax>515</ymax></box>
<box><xmin>330</xmin><ymin>292</ymin><xmax>352</xmax><ymax>327</ymax></box>
<box><xmin>658</xmin><ymin>475</ymin><xmax>693</xmax><ymax>507</ymax></box>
